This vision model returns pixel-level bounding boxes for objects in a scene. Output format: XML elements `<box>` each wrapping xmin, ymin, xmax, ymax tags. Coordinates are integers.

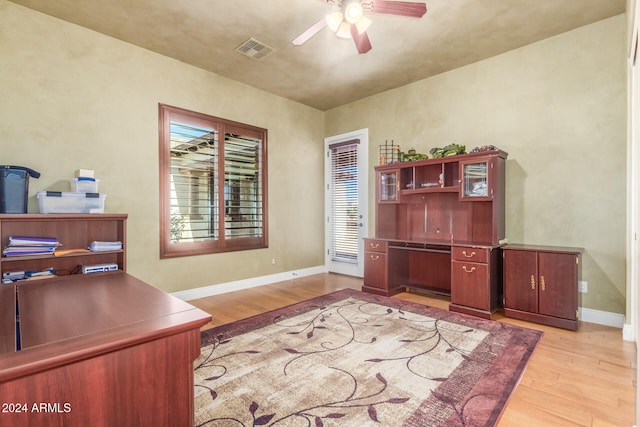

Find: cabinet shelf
<box><xmin>0</xmin><ymin>214</ymin><xmax>127</xmax><ymax>278</ymax></box>
<box><xmin>400</xmin><ymin>186</ymin><xmax>459</xmax><ymax>196</ymax></box>
<box><xmin>2</xmin><ymin>250</ymin><xmax>124</xmax><ymax>263</ymax></box>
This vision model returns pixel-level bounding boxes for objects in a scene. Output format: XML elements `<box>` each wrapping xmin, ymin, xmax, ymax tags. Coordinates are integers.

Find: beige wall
<box><xmin>1</xmin><ymin>2</ymin><xmax>628</xmax><ymax>315</ymax></box>
<box><xmin>326</xmin><ymin>15</ymin><xmax>627</xmax><ymax>315</ymax></box>
<box><xmin>0</xmin><ymin>1</ymin><xmax>326</xmax><ymax>293</ymax></box>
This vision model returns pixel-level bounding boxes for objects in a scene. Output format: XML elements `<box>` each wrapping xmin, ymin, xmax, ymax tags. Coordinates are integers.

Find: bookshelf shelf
<box><xmin>0</xmin><ymin>214</ymin><xmax>127</xmax><ymax>280</ymax></box>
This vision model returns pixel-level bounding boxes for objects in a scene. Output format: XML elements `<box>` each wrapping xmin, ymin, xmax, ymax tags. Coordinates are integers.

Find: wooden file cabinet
<box><xmin>363</xmin><ymin>238</ymin><xmax>389</xmax><ymax>295</ymax></box>
<box><xmin>449</xmin><ymin>245</ymin><xmax>501</xmax><ymax>319</ymax></box>
<box><xmin>503</xmin><ymin>245</ymin><xmax>582</xmax><ymax>330</ymax></box>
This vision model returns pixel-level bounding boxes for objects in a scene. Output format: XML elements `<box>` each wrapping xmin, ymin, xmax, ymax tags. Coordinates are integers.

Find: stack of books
<box><xmin>88</xmin><ymin>241</ymin><xmax>122</xmax><ymax>252</ymax></box>
<box><xmin>2</xmin><ymin>236</ymin><xmax>62</xmax><ymax>257</ymax></box>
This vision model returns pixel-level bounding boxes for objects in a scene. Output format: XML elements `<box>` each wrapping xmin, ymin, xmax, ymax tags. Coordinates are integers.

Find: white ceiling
<box><xmin>9</xmin><ymin>0</ymin><xmax>626</xmax><ymax>110</ymax></box>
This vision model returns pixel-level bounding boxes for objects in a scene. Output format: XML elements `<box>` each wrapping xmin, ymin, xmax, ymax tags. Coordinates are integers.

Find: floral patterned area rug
<box><xmin>194</xmin><ymin>289</ymin><xmax>542</xmax><ymax>427</ymax></box>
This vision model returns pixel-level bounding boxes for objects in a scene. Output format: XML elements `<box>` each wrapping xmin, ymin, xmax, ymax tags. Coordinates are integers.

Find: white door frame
<box><xmin>324</xmin><ymin>128</ymin><xmax>369</xmax><ymax>277</ymax></box>
<box><xmin>626</xmin><ymin>2</ymin><xmax>640</xmax><ymax>426</ymax></box>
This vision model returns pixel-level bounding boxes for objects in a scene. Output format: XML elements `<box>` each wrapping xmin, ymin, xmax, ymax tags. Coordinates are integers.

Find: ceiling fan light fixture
<box><xmin>336</xmin><ymin>21</ymin><xmax>352</xmax><ymax>39</ymax></box>
<box><xmin>344</xmin><ymin>2</ymin><xmax>364</xmax><ymax>24</ymax></box>
<box><xmin>326</xmin><ymin>11</ymin><xmax>344</xmax><ymax>32</ymax></box>
<box><xmin>355</xmin><ymin>16</ymin><xmax>372</xmax><ymax>34</ymax></box>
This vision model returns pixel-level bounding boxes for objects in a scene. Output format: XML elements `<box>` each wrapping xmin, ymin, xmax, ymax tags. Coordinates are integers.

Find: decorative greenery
<box><xmin>170</xmin><ymin>214</ymin><xmax>185</xmax><ymax>243</ymax></box>
<box><xmin>402</xmin><ymin>148</ymin><xmax>428</xmax><ymax>162</ymax></box>
<box><xmin>429</xmin><ymin>143</ymin><xmax>466</xmax><ymax>158</ymax></box>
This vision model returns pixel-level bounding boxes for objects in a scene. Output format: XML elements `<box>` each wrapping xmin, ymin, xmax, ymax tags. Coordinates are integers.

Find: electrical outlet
<box><xmin>578</xmin><ymin>281</ymin><xmax>588</xmax><ymax>293</ymax></box>
<box><xmin>271</xmin><ymin>258</ymin><xmax>276</xmax><ymax>265</ymax></box>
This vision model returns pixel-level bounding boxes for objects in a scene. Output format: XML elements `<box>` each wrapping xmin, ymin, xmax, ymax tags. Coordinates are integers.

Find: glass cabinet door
<box><xmin>378</xmin><ymin>170</ymin><xmax>398</xmax><ymax>202</ymax></box>
<box><xmin>460</xmin><ymin>159</ymin><xmax>492</xmax><ymax>200</ymax></box>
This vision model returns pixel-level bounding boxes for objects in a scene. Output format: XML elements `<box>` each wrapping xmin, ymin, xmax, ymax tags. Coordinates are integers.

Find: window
<box><xmin>159</xmin><ymin>104</ymin><xmax>268</xmax><ymax>258</ymax></box>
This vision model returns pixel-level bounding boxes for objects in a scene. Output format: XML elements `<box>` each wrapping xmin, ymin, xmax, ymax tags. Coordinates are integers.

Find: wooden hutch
<box><xmin>363</xmin><ymin>149</ymin><xmax>507</xmax><ymax>319</ymax></box>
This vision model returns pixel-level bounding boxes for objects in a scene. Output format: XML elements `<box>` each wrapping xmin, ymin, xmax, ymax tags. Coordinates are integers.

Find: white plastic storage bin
<box><xmin>71</xmin><ymin>177</ymin><xmax>99</xmax><ymax>193</ymax></box>
<box><xmin>37</xmin><ymin>191</ymin><xmax>106</xmax><ymax>214</ymax></box>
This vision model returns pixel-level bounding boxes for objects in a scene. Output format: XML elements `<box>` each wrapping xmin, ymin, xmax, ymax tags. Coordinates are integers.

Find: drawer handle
<box><xmin>462</xmin><ymin>266</ymin><xmax>476</xmax><ymax>273</ymax></box>
<box><xmin>541</xmin><ymin>275</ymin><xmax>545</xmax><ymax>291</ymax></box>
<box><xmin>370</xmin><ymin>254</ymin><xmax>380</xmax><ymax>261</ymax></box>
<box><xmin>530</xmin><ymin>275</ymin><xmax>536</xmax><ymax>290</ymax></box>
<box><xmin>370</xmin><ymin>243</ymin><xmax>380</xmax><ymax>249</ymax></box>
<box><xmin>462</xmin><ymin>251</ymin><xmax>476</xmax><ymax>258</ymax></box>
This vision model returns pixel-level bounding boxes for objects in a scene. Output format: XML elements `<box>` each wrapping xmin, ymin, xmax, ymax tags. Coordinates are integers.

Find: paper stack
<box><xmin>89</xmin><ymin>241</ymin><xmax>122</xmax><ymax>252</ymax></box>
<box><xmin>3</xmin><ymin>236</ymin><xmax>62</xmax><ymax>257</ymax></box>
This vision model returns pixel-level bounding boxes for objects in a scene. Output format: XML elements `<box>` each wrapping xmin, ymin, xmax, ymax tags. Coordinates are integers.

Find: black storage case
<box><xmin>0</xmin><ymin>165</ymin><xmax>40</xmax><ymax>214</ymax></box>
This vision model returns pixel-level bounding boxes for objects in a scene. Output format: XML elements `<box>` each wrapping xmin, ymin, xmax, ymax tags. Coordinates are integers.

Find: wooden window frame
<box><xmin>159</xmin><ymin>104</ymin><xmax>268</xmax><ymax>258</ymax></box>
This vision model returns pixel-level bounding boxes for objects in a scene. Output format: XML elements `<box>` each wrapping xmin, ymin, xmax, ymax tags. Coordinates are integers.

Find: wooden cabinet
<box><xmin>449</xmin><ymin>245</ymin><xmax>502</xmax><ymax>319</ymax></box>
<box><xmin>373</xmin><ymin>150</ymin><xmax>507</xmax><ymax>246</ymax></box>
<box><xmin>503</xmin><ymin>245</ymin><xmax>582</xmax><ymax>330</ymax></box>
<box><xmin>377</xmin><ymin>170</ymin><xmax>399</xmax><ymax>202</ymax></box>
<box><xmin>0</xmin><ymin>284</ymin><xmax>15</xmax><ymax>353</ymax></box>
<box><xmin>459</xmin><ymin>156</ymin><xmax>497</xmax><ymax>201</ymax></box>
<box><xmin>363</xmin><ymin>238</ymin><xmax>389</xmax><ymax>294</ymax></box>
<box><xmin>0</xmin><ymin>214</ymin><xmax>127</xmax><ymax>278</ymax></box>
<box><xmin>366</xmin><ymin>150</ymin><xmax>508</xmax><ymax>319</ymax></box>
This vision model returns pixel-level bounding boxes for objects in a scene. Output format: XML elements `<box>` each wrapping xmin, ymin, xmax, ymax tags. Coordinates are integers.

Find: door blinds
<box><xmin>329</xmin><ymin>139</ymin><xmax>359</xmax><ymax>263</ymax></box>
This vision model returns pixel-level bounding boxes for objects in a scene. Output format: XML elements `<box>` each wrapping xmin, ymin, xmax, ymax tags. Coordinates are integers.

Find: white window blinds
<box><xmin>329</xmin><ymin>140</ymin><xmax>359</xmax><ymax>263</ymax></box>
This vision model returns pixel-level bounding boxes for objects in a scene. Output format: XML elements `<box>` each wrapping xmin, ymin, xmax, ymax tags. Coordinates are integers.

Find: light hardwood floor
<box><xmin>188</xmin><ymin>273</ymin><xmax>637</xmax><ymax>427</ymax></box>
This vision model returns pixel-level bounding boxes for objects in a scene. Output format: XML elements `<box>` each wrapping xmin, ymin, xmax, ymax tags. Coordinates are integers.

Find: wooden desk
<box><xmin>366</xmin><ymin>151</ymin><xmax>508</xmax><ymax>319</ymax></box>
<box><xmin>363</xmin><ymin>238</ymin><xmax>502</xmax><ymax>319</ymax></box>
<box><xmin>0</xmin><ymin>272</ymin><xmax>211</xmax><ymax>427</ymax></box>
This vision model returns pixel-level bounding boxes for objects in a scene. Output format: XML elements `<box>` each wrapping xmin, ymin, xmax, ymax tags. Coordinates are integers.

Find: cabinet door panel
<box><xmin>504</xmin><ymin>250</ymin><xmax>538</xmax><ymax>313</ymax></box>
<box><xmin>538</xmin><ymin>252</ymin><xmax>577</xmax><ymax>320</ymax></box>
<box><xmin>378</xmin><ymin>170</ymin><xmax>399</xmax><ymax>202</ymax></box>
<box><xmin>364</xmin><ymin>251</ymin><xmax>387</xmax><ymax>290</ymax></box>
<box><xmin>451</xmin><ymin>261</ymin><xmax>488</xmax><ymax>310</ymax></box>
<box><xmin>459</xmin><ymin>158</ymin><xmax>493</xmax><ymax>201</ymax></box>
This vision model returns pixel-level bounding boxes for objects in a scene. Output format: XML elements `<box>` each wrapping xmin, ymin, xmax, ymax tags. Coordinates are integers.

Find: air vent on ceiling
<box><xmin>235</xmin><ymin>38</ymin><xmax>275</xmax><ymax>60</ymax></box>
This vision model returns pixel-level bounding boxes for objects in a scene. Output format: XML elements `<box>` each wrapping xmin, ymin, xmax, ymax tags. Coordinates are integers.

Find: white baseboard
<box><xmin>623</xmin><ymin>323</ymin><xmax>635</xmax><ymax>342</ymax></box>
<box><xmin>171</xmin><ymin>265</ymin><xmax>327</xmax><ymax>301</ymax></box>
<box><xmin>579</xmin><ymin>307</ymin><xmax>625</xmax><ymax>329</ymax></box>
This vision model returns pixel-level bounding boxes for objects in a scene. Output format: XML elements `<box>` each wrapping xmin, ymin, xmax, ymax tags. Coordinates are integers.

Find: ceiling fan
<box><xmin>292</xmin><ymin>0</ymin><xmax>427</xmax><ymax>54</ymax></box>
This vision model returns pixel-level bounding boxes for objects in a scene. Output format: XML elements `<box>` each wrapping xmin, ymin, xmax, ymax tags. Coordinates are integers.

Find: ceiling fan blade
<box><xmin>292</xmin><ymin>18</ymin><xmax>328</xmax><ymax>45</ymax></box>
<box><xmin>351</xmin><ymin>25</ymin><xmax>372</xmax><ymax>54</ymax></box>
<box><xmin>366</xmin><ymin>0</ymin><xmax>427</xmax><ymax>18</ymax></box>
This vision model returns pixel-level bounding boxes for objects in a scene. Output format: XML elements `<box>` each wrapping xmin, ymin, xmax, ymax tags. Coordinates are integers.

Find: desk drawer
<box><xmin>364</xmin><ymin>251</ymin><xmax>387</xmax><ymax>290</ymax></box>
<box><xmin>364</xmin><ymin>239</ymin><xmax>387</xmax><ymax>253</ymax></box>
<box><xmin>452</xmin><ymin>246</ymin><xmax>488</xmax><ymax>263</ymax></box>
<box><xmin>451</xmin><ymin>260</ymin><xmax>489</xmax><ymax>310</ymax></box>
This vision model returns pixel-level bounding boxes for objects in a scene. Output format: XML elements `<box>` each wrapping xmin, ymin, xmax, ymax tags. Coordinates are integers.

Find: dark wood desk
<box><xmin>0</xmin><ymin>272</ymin><xmax>211</xmax><ymax>427</ymax></box>
<box><xmin>364</xmin><ymin>238</ymin><xmax>502</xmax><ymax>319</ymax></box>
<box><xmin>365</xmin><ymin>150</ymin><xmax>508</xmax><ymax>319</ymax></box>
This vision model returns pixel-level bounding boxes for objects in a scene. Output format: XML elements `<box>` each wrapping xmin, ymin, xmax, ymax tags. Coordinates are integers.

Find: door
<box><xmin>325</xmin><ymin>129</ymin><xmax>368</xmax><ymax>277</ymax></box>
<box><xmin>538</xmin><ymin>252</ymin><xmax>577</xmax><ymax>320</ymax></box>
<box><xmin>504</xmin><ymin>249</ymin><xmax>538</xmax><ymax>313</ymax></box>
